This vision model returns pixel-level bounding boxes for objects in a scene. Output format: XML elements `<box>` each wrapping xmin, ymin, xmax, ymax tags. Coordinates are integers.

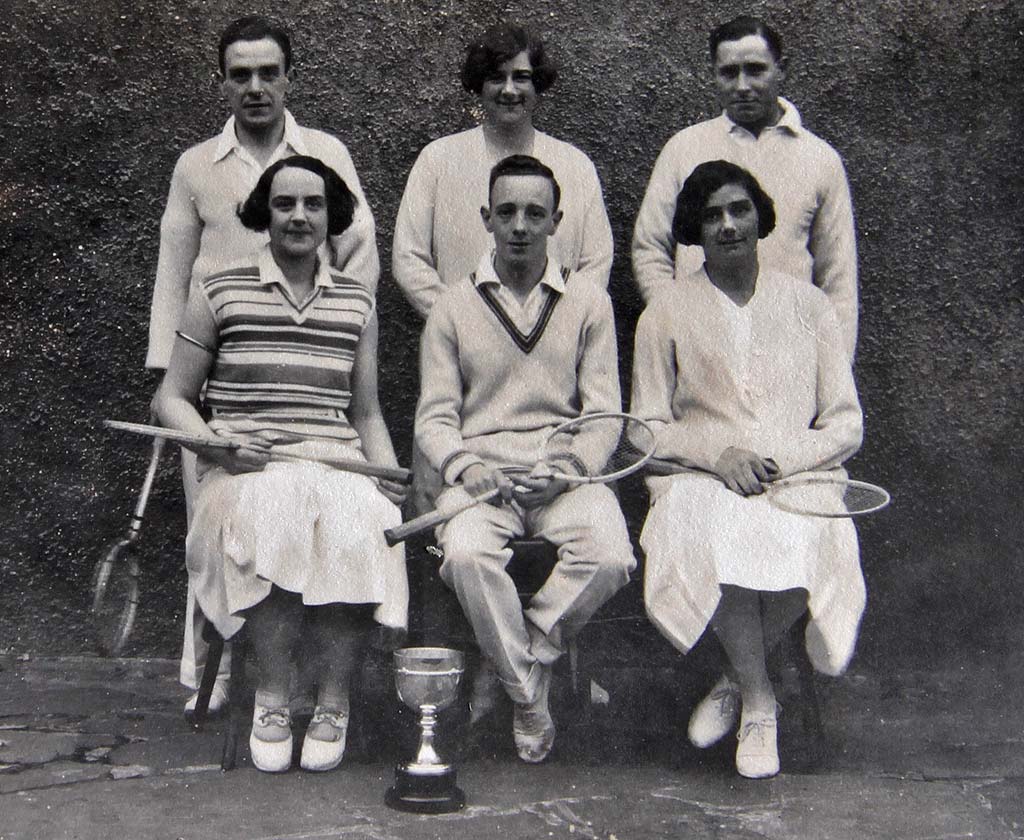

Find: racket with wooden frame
<box><xmin>644</xmin><ymin>456</ymin><xmax>890</xmax><ymax>517</ymax></box>
<box><xmin>104</xmin><ymin>419</ymin><xmax>412</xmax><ymax>484</ymax></box>
<box><xmin>91</xmin><ymin>434</ymin><xmax>165</xmax><ymax>656</ymax></box>
<box><xmin>384</xmin><ymin>412</ymin><xmax>656</xmax><ymax>546</ymax></box>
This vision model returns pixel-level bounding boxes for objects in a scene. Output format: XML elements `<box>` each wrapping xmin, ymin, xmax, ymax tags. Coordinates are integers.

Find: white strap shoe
<box><xmin>249</xmin><ymin>704</ymin><xmax>293</xmax><ymax>773</ymax></box>
<box><xmin>300</xmin><ymin>706</ymin><xmax>349</xmax><ymax>772</ymax></box>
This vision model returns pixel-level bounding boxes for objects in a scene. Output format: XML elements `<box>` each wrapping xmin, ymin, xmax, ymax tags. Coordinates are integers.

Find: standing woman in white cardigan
<box><xmin>630</xmin><ymin>160</ymin><xmax>865</xmax><ymax>779</ymax></box>
<box><xmin>392</xmin><ymin>21</ymin><xmax>614</xmax><ymax>320</ymax></box>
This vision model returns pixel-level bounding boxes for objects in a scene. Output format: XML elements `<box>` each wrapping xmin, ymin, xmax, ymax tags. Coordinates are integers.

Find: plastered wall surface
<box><xmin>1</xmin><ymin>0</ymin><xmax>1021</xmax><ymax>668</ymax></box>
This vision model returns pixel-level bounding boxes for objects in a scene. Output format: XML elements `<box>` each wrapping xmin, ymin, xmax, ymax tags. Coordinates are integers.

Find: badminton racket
<box><xmin>384</xmin><ymin>412</ymin><xmax>655</xmax><ymax>546</ymax></box>
<box><xmin>104</xmin><ymin>419</ymin><xmax>411</xmax><ymax>484</ymax></box>
<box><xmin>91</xmin><ymin>434</ymin><xmax>165</xmax><ymax>656</ymax></box>
<box><xmin>644</xmin><ymin>456</ymin><xmax>890</xmax><ymax>517</ymax></box>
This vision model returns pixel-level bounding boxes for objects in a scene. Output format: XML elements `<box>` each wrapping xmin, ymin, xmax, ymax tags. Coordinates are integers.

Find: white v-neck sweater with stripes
<box><xmin>415</xmin><ymin>267</ymin><xmax>621</xmax><ymax>486</ymax></box>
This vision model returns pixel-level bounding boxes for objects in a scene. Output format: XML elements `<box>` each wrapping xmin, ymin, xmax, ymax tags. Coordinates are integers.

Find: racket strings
<box><xmin>605</xmin><ymin>416</ymin><xmax>656</xmax><ymax>477</ymax></box>
<box><xmin>769</xmin><ymin>477</ymin><xmax>890</xmax><ymax>517</ymax></box>
<box><xmin>541</xmin><ymin>414</ymin><xmax>655</xmax><ymax>481</ymax></box>
<box><xmin>92</xmin><ymin>543</ymin><xmax>141</xmax><ymax>655</ymax></box>
<box><xmin>841</xmin><ymin>483</ymin><xmax>890</xmax><ymax>514</ymax></box>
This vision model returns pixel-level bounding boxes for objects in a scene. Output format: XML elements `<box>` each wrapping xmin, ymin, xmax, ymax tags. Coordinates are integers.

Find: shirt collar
<box><xmin>473</xmin><ymin>251</ymin><xmax>567</xmax><ymax>293</ymax></box>
<box><xmin>722</xmin><ymin>96</ymin><xmax>803</xmax><ymax>137</ymax></box>
<box><xmin>257</xmin><ymin>243</ymin><xmax>334</xmax><ymax>289</ymax></box>
<box><xmin>213</xmin><ymin>109</ymin><xmax>307</xmax><ymax>163</ymax></box>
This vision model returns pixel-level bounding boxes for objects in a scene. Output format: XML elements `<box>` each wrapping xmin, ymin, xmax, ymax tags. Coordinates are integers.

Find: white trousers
<box><xmin>179</xmin><ymin>448</ymin><xmax>231</xmax><ymax>690</ymax></box>
<box><xmin>437</xmin><ymin>483</ymin><xmax>635</xmax><ymax>704</ymax></box>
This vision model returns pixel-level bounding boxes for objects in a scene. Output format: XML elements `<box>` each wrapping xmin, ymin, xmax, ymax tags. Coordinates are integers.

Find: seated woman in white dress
<box><xmin>155</xmin><ymin>156</ymin><xmax>408</xmax><ymax>774</ymax></box>
<box><xmin>630</xmin><ymin>160</ymin><xmax>865</xmax><ymax>779</ymax></box>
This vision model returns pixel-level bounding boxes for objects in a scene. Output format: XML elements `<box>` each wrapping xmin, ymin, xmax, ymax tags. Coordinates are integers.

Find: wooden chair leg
<box><xmin>221</xmin><ymin>631</ymin><xmax>246</xmax><ymax>771</ymax></box>
<box><xmin>191</xmin><ymin>624</ymin><xmax>224</xmax><ymax>730</ymax></box>
<box><xmin>790</xmin><ymin>614</ymin><xmax>825</xmax><ymax>764</ymax></box>
<box><xmin>568</xmin><ymin>639</ymin><xmax>579</xmax><ymax>696</ymax></box>
<box><xmin>566</xmin><ymin>638</ymin><xmax>596</xmax><ymax>723</ymax></box>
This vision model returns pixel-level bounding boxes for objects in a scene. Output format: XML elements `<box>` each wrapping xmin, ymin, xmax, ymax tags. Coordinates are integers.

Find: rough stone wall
<box><xmin>1</xmin><ymin>0</ymin><xmax>1021</xmax><ymax>667</ymax></box>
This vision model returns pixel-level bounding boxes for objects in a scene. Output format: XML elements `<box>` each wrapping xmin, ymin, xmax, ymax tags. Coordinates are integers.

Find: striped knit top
<box><xmin>199</xmin><ymin>250</ymin><xmax>373</xmax><ymax>445</ymax></box>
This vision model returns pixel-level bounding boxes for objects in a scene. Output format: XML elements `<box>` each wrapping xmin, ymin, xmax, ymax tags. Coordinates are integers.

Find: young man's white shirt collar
<box><xmin>473</xmin><ymin>250</ymin><xmax>567</xmax><ymax>333</ymax></box>
<box><xmin>213</xmin><ymin>109</ymin><xmax>309</xmax><ymax>166</ymax></box>
<box><xmin>722</xmin><ymin>96</ymin><xmax>803</xmax><ymax>139</ymax></box>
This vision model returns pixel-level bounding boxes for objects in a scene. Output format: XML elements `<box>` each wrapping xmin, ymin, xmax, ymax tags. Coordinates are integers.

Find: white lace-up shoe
<box><xmin>735</xmin><ymin>713</ymin><xmax>779</xmax><ymax>779</ymax></box>
<box><xmin>513</xmin><ymin>666</ymin><xmax>555</xmax><ymax>763</ymax></box>
<box><xmin>687</xmin><ymin>675</ymin><xmax>740</xmax><ymax>748</ymax></box>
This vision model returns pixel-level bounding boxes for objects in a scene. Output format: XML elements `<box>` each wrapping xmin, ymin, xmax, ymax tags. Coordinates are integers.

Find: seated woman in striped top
<box><xmin>155</xmin><ymin>156</ymin><xmax>408</xmax><ymax>774</ymax></box>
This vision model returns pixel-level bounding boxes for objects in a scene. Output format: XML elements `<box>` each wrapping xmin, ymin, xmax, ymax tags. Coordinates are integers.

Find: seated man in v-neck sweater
<box><xmin>415</xmin><ymin>155</ymin><xmax>635</xmax><ymax>764</ymax></box>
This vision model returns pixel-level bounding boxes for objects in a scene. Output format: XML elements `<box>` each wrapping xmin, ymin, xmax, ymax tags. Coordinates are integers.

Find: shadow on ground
<box><xmin>1</xmin><ymin>647</ymin><xmax>1022</xmax><ymax>840</ymax></box>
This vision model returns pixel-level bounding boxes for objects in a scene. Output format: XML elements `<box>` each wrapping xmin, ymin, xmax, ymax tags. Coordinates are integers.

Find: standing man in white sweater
<box><xmin>415</xmin><ymin>155</ymin><xmax>634</xmax><ymax>764</ymax></box>
<box><xmin>632</xmin><ymin>15</ymin><xmax>858</xmax><ymax>359</ymax></box>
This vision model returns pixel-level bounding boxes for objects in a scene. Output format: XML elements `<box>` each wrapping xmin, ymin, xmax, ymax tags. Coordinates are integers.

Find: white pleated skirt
<box><xmin>640</xmin><ymin>472</ymin><xmax>865</xmax><ymax>675</ymax></box>
<box><xmin>186</xmin><ymin>452</ymin><xmax>408</xmax><ymax>640</ymax></box>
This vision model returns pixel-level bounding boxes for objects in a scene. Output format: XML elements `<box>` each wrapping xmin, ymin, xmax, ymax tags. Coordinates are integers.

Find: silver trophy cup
<box><xmin>385</xmin><ymin>647</ymin><xmax>466</xmax><ymax>813</ymax></box>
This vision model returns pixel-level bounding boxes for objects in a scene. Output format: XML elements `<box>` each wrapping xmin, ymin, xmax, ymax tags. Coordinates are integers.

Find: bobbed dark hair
<box><xmin>709</xmin><ymin>15</ymin><xmax>784</xmax><ymax>63</ymax></box>
<box><xmin>672</xmin><ymin>160</ymin><xmax>776</xmax><ymax>246</ymax></box>
<box><xmin>237</xmin><ymin>156</ymin><xmax>355</xmax><ymax>236</ymax></box>
<box><xmin>461</xmin><ymin>23</ymin><xmax>557</xmax><ymax>95</ymax></box>
<box><xmin>218</xmin><ymin>16</ymin><xmax>293</xmax><ymax>74</ymax></box>
<box><xmin>488</xmin><ymin>154</ymin><xmax>561</xmax><ymax>212</ymax></box>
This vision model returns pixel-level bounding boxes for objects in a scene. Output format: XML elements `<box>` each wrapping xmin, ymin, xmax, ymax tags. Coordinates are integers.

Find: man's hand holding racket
<box><xmin>384</xmin><ymin>412</ymin><xmax>656</xmax><ymax>546</ymax></box>
<box><xmin>461</xmin><ymin>460</ymin><xmax>571</xmax><ymax>509</ymax></box>
<box><xmin>460</xmin><ymin>463</ymin><xmax>515</xmax><ymax>503</ymax></box>
<box><xmin>514</xmin><ymin>461</ymin><xmax>570</xmax><ymax>509</ymax></box>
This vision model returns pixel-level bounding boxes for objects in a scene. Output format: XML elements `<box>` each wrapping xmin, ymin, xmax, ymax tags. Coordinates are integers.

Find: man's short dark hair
<box><xmin>461</xmin><ymin>23</ymin><xmax>557</xmax><ymax>95</ymax></box>
<box><xmin>488</xmin><ymin>155</ymin><xmax>561</xmax><ymax>212</ymax></box>
<box><xmin>218</xmin><ymin>16</ymin><xmax>293</xmax><ymax>74</ymax></box>
<box><xmin>709</xmin><ymin>16</ymin><xmax>783</xmax><ymax>63</ymax></box>
<box><xmin>237</xmin><ymin>155</ymin><xmax>355</xmax><ymax>236</ymax></box>
<box><xmin>672</xmin><ymin>160</ymin><xmax>776</xmax><ymax>246</ymax></box>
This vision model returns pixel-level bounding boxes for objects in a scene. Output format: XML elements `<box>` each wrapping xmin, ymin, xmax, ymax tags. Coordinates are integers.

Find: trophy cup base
<box><xmin>385</xmin><ymin>765</ymin><xmax>466</xmax><ymax>814</ymax></box>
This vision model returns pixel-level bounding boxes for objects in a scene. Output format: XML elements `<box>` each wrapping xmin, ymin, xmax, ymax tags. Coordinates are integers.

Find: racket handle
<box><xmin>269</xmin><ymin>452</ymin><xmax>412</xmax><ymax>484</ymax></box>
<box><xmin>384</xmin><ymin>487</ymin><xmax>501</xmax><ymax>546</ymax></box>
<box><xmin>644</xmin><ymin>457</ymin><xmax>684</xmax><ymax>476</ymax></box>
<box><xmin>130</xmin><ymin>436</ymin><xmax>166</xmax><ymax>526</ymax></box>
